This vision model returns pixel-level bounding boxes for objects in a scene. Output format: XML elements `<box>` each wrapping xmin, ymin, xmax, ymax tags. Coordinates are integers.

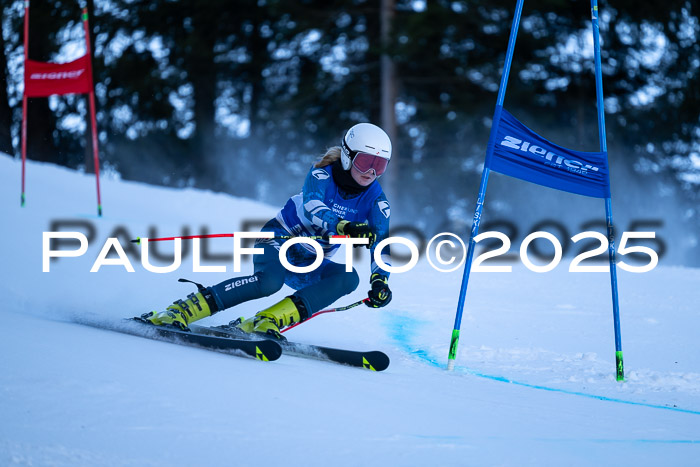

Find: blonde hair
<box><xmin>315</xmin><ymin>146</ymin><xmax>342</xmax><ymax>168</ymax></box>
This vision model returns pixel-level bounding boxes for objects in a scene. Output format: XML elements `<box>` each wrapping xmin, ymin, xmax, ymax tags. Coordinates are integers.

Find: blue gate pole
<box><xmin>591</xmin><ymin>0</ymin><xmax>624</xmax><ymax>381</ymax></box>
<box><xmin>447</xmin><ymin>0</ymin><xmax>525</xmax><ymax>371</ymax></box>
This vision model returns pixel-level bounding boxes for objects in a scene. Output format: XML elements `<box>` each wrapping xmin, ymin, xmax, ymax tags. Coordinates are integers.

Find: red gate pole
<box><xmin>82</xmin><ymin>7</ymin><xmax>102</xmax><ymax>216</ymax></box>
<box><xmin>20</xmin><ymin>0</ymin><xmax>30</xmax><ymax>207</ymax></box>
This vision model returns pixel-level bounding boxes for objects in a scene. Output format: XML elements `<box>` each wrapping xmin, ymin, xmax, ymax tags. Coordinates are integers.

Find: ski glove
<box><xmin>367</xmin><ymin>273</ymin><xmax>392</xmax><ymax>308</ymax></box>
<box><xmin>336</xmin><ymin>220</ymin><xmax>376</xmax><ymax>248</ymax></box>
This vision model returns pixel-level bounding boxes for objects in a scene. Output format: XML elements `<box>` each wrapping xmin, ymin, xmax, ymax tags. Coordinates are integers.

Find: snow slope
<box><xmin>2</xmin><ymin>155</ymin><xmax>700</xmax><ymax>466</ymax></box>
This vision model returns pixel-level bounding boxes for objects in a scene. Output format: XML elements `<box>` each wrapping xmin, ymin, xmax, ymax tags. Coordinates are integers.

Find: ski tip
<box><xmin>255</xmin><ymin>343</ymin><xmax>283</xmax><ymax>362</ymax></box>
<box><xmin>362</xmin><ymin>351</ymin><xmax>390</xmax><ymax>371</ymax></box>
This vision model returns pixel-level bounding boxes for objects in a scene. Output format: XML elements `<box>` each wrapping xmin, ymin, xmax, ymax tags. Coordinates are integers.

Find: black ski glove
<box><xmin>367</xmin><ymin>273</ymin><xmax>392</xmax><ymax>308</ymax></box>
<box><xmin>336</xmin><ymin>220</ymin><xmax>376</xmax><ymax>248</ymax></box>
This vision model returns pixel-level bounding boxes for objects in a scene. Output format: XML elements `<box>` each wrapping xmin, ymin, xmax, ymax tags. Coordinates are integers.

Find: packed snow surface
<box><xmin>2</xmin><ymin>155</ymin><xmax>699</xmax><ymax>466</ymax></box>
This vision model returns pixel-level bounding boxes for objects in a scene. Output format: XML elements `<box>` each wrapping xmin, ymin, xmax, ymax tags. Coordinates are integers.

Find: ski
<box><xmin>282</xmin><ymin>341</ymin><xmax>390</xmax><ymax>372</ymax></box>
<box><xmin>190</xmin><ymin>324</ymin><xmax>390</xmax><ymax>371</ymax></box>
<box><xmin>78</xmin><ymin>318</ymin><xmax>282</xmax><ymax>361</ymax></box>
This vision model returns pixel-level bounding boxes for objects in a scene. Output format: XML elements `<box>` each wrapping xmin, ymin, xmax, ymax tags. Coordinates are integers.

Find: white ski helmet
<box><xmin>341</xmin><ymin>123</ymin><xmax>392</xmax><ymax>171</ymax></box>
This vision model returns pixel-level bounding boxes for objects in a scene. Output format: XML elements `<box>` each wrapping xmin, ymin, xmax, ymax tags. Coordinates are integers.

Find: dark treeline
<box><xmin>1</xmin><ymin>0</ymin><xmax>698</xmax><ymax>235</ymax></box>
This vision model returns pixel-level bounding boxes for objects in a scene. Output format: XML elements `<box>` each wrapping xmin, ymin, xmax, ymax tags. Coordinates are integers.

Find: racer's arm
<box><xmin>367</xmin><ymin>193</ymin><xmax>391</xmax><ymax>277</ymax></box>
<box><xmin>366</xmin><ymin>194</ymin><xmax>392</xmax><ymax>308</ymax></box>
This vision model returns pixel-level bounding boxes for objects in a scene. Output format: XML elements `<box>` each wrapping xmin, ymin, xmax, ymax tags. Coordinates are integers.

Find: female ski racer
<box><xmin>141</xmin><ymin>123</ymin><xmax>393</xmax><ymax>339</ymax></box>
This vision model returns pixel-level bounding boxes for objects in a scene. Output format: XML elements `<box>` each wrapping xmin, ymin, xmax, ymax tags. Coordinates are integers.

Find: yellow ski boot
<box><xmin>141</xmin><ymin>288</ymin><xmax>219</xmax><ymax>331</ymax></box>
<box><xmin>234</xmin><ymin>296</ymin><xmax>308</xmax><ymax>340</ymax></box>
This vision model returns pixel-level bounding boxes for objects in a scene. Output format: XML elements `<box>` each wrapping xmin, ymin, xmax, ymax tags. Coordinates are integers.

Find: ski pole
<box><xmin>281</xmin><ymin>298</ymin><xmax>370</xmax><ymax>333</ymax></box>
<box><xmin>131</xmin><ymin>233</ymin><xmax>349</xmax><ymax>244</ymax></box>
<box><xmin>131</xmin><ymin>233</ymin><xmax>234</xmax><ymax>244</ymax></box>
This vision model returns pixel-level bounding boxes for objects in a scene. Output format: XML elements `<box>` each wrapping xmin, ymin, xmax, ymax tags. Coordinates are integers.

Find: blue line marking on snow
<box><xmin>408</xmin><ymin>434</ymin><xmax>700</xmax><ymax>444</ymax></box>
<box><xmin>458</xmin><ymin>368</ymin><xmax>700</xmax><ymax>415</ymax></box>
<box><xmin>384</xmin><ymin>313</ymin><xmax>700</xmax><ymax>416</ymax></box>
<box><xmin>574</xmin><ymin>439</ymin><xmax>700</xmax><ymax>444</ymax></box>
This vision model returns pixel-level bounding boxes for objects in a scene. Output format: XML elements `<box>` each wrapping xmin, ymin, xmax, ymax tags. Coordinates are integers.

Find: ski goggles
<box><xmin>351</xmin><ymin>152</ymin><xmax>389</xmax><ymax>176</ymax></box>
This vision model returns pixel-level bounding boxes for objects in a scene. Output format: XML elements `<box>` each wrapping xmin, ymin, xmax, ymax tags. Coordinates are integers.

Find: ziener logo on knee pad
<box><xmin>224</xmin><ymin>276</ymin><xmax>259</xmax><ymax>291</ymax></box>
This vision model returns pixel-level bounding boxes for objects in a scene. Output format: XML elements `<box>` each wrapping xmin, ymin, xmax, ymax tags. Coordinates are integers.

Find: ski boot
<box><xmin>140</xmin><ymin>282</ymin><xmax>219</xmax><ymax>331</ymax></box>
<box><xmin>232</xmin><ymin>295</ymin><xmax>308</xmax><ymax>340</ymax></box>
